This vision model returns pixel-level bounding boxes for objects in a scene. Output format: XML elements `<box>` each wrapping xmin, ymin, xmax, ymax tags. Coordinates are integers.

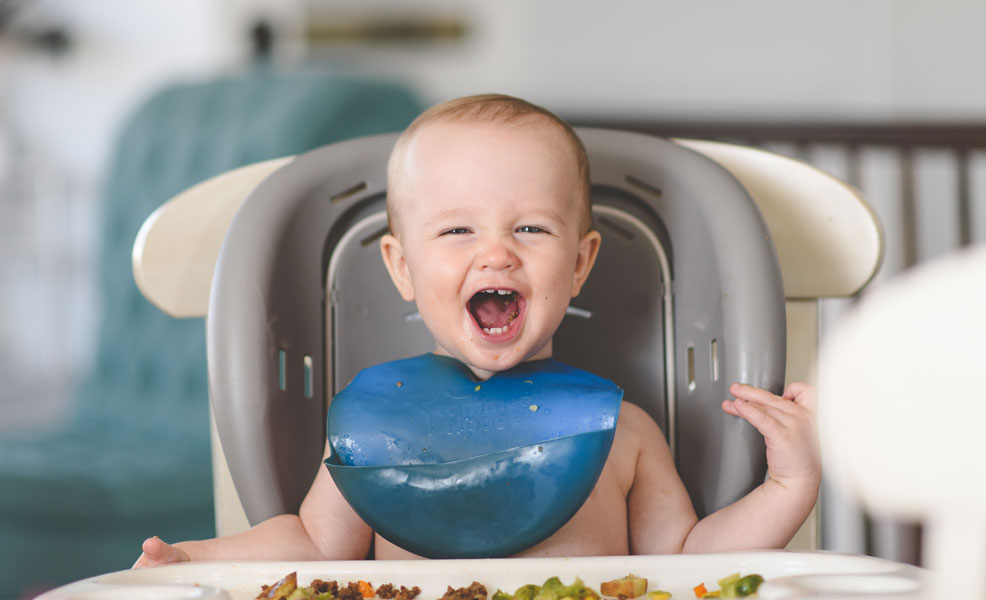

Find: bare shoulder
<box><xmin>612</xmin><ymin>400</ymin><xmax>680</xmax><ymax>486</ymax></box>
<box><xmin>606</xmin><ymin>401</ymin><xmax>668</xmax><ymax>483</ymax></box>
<box><xmin>615</xmin><ymin>400</ymin><xmax>665</xmax><ymax>445</ymax></box>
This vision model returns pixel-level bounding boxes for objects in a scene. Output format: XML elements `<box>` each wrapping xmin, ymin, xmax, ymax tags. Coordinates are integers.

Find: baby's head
<box><xmin>380</xmin><ymin>94</ymin><xmax>601</xmax><ymax>379</ymax></box>
<box><xmin>386</xmin><ymin>94</ymin><xmax>592</xmax><ymax>238</ymax></box>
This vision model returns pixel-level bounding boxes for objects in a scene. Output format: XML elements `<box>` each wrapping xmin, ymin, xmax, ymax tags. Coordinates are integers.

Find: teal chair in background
<box><xmin>0</xmin><ymin>69</ymin><xmax>422</xmax><ymax>595</ymax></box>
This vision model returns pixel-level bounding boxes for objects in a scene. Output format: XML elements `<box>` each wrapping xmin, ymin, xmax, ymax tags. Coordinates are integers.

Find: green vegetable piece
<box><xmin>717</xmin><ymin>572</ymin><xmax>740</xmax><ymax>598</ymax></box>
<box><xmin>732</xmin><ymin>575</ymin><xmax>763</xmax><ymax>597</ymax></box>
<box><xmin>515</xmin><ymin>584</ymin><xmax>542</xmax><ymax>600</ymax></box>
<box><xmin>286</xmin><ymin>587</ymin><xmax>316</xmax><ymax>600</ymax></box>
<box><xmin>315</xmin><ymin>594</ymin><xmax>333</xmax><ymax>600</ymax></box>
<box><xmin>556</xmin><ymin>578</ymin><xmax>587</xmax><ymax>600</ymax></box>
<box><xmin>530</xmin><ymin>577</ymin><xmax>599</xmax><ymax>600</ymax></box>
<box><xmin>719</xmin><ymin>573</ymin><xmax>763</xmax><ymax>598</ymax></box>
<box><xmin>542</xmin><ymin>578</ymin><xmax>564</xmax><ymax>591</ymax></box>
<box><xmin>492</xmin><ymin>591</ymin><xmax>513</xmax><ymax>600</ymax></box>
<box><xmin>534</xmin><ymin>578</ymin><xmax>563</xmax><ymax>600</ymax></box>
<box><xmin>565</xmin><ymin>579</ymin><xmax>599</xmax><ymax>600</ymax></box>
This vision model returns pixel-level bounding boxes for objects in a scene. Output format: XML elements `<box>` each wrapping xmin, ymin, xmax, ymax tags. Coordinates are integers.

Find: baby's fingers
<box><xmin>727</xmin><ymin>396</ymin><xmax>785</xmax><ymax>436</ymax></box>
<box><xmin>729</xmin><ymin>383</ymin><xmax>798</xmax><ymax>416</ymax></box>
<box><xmin>783</xmin><ymin>382</ymin><xmax>817</xmax><ymax>412</ymax></box>
<box><xmin>133</xmin><ymin>536</ymin><xmax>188</xmax><ymax>568</ymax></box>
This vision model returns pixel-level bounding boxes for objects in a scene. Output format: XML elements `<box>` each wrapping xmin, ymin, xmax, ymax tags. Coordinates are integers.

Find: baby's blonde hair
<box><xmin>386</xmin><ymin>93</ymin><xmax>592</xmax><ymax>236</ymax></box>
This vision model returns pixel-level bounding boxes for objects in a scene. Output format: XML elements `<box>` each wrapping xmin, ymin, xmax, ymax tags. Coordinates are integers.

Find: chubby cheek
<box><xmin>539</xmin><ymin>253</ymin><xmax>580</xmax><ymax>302</ymax></box>
<box><xmin>538</xmin><ymin>261</ymin><xmax>581</xmax><ymax>329</ymax></box>
<box><xmin>407</xmin><ymin>261</ymin><xmax>468</xmax><ymax>324</ymax></box>
<box><xmin>414</xmin><ymin>285</ymin><xmax>461</xmax><ymax>324</ymax></box>
<box><xmin>527</xmin><ymin>285</ymin><xmax>569</xmax><ymax>338</ymax></box>
<box><xmin>405</xmin><ymin>246</ymin><xmax>457</xmax><ymax>291</ymax></box>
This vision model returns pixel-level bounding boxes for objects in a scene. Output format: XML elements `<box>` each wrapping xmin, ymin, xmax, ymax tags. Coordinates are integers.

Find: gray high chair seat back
<box><xmin>209</xmin><ymin>128</ymin><xmax>786</xmax><ymax>527</ymax></box>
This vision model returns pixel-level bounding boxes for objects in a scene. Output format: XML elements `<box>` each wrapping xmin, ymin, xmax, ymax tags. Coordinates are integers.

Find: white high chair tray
<box><xmin>40</xmin><ymin>552</ymin><xmax>921</xmax><ymax>600</ymax></box>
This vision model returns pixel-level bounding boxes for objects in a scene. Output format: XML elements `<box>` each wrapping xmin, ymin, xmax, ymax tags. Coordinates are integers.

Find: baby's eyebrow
<box><xmin>525</xmin><ymin>209</ymin><xmax>566</xmax><ymax>224</ymax></box>
<box><xmin>422</xmin><ymin>208</ymin><xmax>469</xmax><ymax>228</ymax></box>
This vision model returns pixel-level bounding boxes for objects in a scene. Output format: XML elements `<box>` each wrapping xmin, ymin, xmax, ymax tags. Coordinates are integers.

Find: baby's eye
<box><xmin>439</xmin><ymin>227</ymin><xmax>471</xmax><ymax>236</ymax></box>
<box><xmin>516</xmin><ymin>225</ymin><xmax>547</xmax><ymax>234</ymax></box>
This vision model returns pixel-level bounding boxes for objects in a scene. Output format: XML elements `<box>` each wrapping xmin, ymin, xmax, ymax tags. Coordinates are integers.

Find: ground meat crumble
<box><xmin>377</xmin><ymin>583</ymin><xmax>423</xmax><ymax>600</ymax></box>
<box><xmin>335</xmin><ymin>582</ymin><xmax>364</xmax><ymax>600</ymax></box>
<box><xmin>439</xmin><ymin>582</ymin><xmax>488</xmax><ymax>600</ymax></box>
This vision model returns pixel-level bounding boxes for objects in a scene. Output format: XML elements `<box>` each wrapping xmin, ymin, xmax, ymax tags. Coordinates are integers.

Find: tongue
<box><xmin>470</xmin><ymin>293</ymin><xmax>519</xmax><ymax>329</ymax></box>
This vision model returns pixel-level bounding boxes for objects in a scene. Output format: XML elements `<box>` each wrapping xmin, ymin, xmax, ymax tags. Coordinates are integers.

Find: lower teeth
<box><xmin>484</xmin><ymin>324</ymin><xmax>509</xmax><ymax>335</ymax></box>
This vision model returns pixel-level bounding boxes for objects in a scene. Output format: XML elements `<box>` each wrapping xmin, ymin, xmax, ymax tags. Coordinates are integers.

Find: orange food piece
<box><xmin>693</xmin><ymin>583</ymin><xmax>708</xmax><ymax>598</ymax></box>
<box><xmin>359</xmin><ymin>580</ymin><xmax>376</xmax><ymax>598</ymax></box>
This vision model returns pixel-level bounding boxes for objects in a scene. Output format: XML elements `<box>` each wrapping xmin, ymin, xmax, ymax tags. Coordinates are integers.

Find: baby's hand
<box><xmin>133</xmin><ymin>536</ymin><xmax>190</xmax><ymax>568</ymax></box>
<box><xmin>722</xmin><ymin>382</ymin><xmax>821</xmax><ymax>493</ymax></box>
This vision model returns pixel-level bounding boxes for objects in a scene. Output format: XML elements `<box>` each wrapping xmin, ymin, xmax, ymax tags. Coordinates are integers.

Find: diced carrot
<box><xmin>693</xmin><ymin>583</ymin><xmax>708</xmax><ymax>598</ymax></box>
<box><xmin>358</xmin><ymin>580</ymin><xmax>375</xmax><ymax>598</ymax></box>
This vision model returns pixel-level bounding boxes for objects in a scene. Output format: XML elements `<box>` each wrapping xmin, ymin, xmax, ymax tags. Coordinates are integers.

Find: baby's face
<box><xmin>381</xmin><ymin>120</ymin><xmax>599</xmax><ymax>379</ymax></box>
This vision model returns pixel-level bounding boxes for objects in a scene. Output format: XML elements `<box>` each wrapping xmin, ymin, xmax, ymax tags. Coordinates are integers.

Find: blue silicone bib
<box><xmin>323</xmin><ymin>354</ymin><xmax>623</xmax><ymax>558</ymax></box>
<box><xmin>326</xmin><ymin>353</ymin><xmax>622</xmax><ymax>465</ymax></box>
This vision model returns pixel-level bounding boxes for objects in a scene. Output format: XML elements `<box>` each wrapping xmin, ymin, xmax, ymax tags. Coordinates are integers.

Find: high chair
<box><xmin>38</xmin><ymin>125</ymin><xmax>921</xmax><ymax>599</ymax></box>
<box><xmin>131</xmin><ymin>127</ymin><xmax>883</xmax><ymax>549</ymax></box>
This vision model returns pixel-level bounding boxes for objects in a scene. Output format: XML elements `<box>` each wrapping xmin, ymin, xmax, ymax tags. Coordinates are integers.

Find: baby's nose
<box><xmin>477</xmin><ymin>238</ymin><xmax>518</xmax><ymax>270</ymax></box>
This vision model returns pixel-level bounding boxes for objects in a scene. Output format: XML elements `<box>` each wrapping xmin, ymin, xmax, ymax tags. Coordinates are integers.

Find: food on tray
<box><xmin>691</xmin><ymin>573</ymin><xmax>764</xmax><ymax>599</ymax></box>
<box><xmin>378</xmin><ymin>584</ymin><xmax>426</xmax><ymax>600</ymax></box>
<box><xmin>257</xmin><ymin>572</ymin><xmax>301</xmax><ymax>600</ymax></box>
<box><xmin>598</xmin><ymin>574</ymin><xmax>671</xmax><ymax>600</ymax></box>
<box><xmin>493</xmin><ymin>576</ymin><xmax>599</xmax><ymax>600</ymax></box>
<box><xmin>257</xmin><ymin>571</ymin><xmax>764</xmax><ymax>600</ymax></box>
<box><xmin>600</xmin><ymin>574</ymin><xmax>647</xmax><ymax>598</ymax></box>
<box><xmin>716</xmin><ymin>573</ymin><xmax>763</xmax><ymax>598</ymax></box>
<box><xmin>441</xmin><ymin>582</ymin><xmax>489</xmax><ymax>600</ymax></box>
<box><xmin>256</xmin><ymin>573</ymin><xmax>421</xmax><ymax>600</ymax></box>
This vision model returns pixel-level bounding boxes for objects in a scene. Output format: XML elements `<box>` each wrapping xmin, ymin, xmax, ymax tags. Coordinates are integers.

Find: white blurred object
<box><xmin>818</xmin><ymin>243</ymin><xmax>986</xmax><ymax>600</ymax></box>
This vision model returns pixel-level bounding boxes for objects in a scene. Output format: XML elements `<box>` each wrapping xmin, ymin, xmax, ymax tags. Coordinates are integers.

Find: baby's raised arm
<box><xmin>134</xmin><ymin>444</ymin><xmax>373</xmax><ymax>567</ymax></box>
<box><xmin>681</xmin><ymin>382</ymin><xmax>820</xmax><ymax>551</ymax></box>
<box><xmin>627</xmin><ymin>382</ymin><xmax>821</xmax><ymax>553</ymax></box>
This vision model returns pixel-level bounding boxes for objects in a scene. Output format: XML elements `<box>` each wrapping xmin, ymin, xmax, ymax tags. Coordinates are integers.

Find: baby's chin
<box><xmin>436</xmin><ymin>341</ymin><xmax>553</xmax><ymax>380</ymax></box>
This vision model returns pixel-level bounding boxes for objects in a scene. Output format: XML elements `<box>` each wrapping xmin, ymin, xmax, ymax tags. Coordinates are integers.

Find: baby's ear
<box><xmin>380</xmin><ymin>234</ymin><xmax>416</xmax><ymax>301</ymax></box>
<box><xmin>571</xmin><ymin>230</ymin><xmax>601</xmax><ymax>297</ymax></box>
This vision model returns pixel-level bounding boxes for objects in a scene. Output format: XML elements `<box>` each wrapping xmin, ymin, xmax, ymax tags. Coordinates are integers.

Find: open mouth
<box><xmin>467</xmin><ymin>288</ymin><xmax>523</xmax><ymax>338</ymax></box>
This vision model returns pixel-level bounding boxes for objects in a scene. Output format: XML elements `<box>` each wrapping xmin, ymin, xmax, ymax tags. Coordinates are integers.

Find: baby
<box><xmin>136</xmin><ymin>93</ymin><xmax>820</xmax><ymax>565</ymax></box>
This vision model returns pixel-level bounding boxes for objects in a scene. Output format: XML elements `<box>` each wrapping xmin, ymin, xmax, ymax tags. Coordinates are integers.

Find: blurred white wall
<box><xmin>301</xmin><ymin>0</ymin><xmax>986</xmax><ymax>121</ymax></box>
<box><xmin>2</xmin><ymin>0</ymin><xmax>303</xmax><ymax>175</ymax></box>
